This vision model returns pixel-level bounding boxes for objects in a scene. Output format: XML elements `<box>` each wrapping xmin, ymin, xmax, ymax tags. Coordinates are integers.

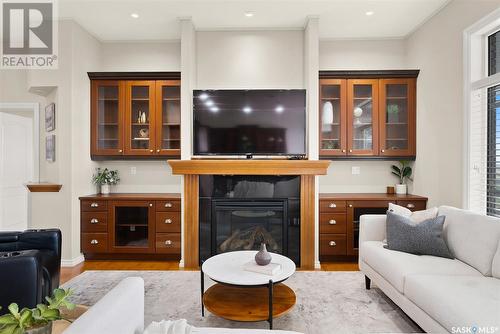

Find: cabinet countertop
<box><xmin>79</xmin><ymin>193</ymin><xmax>181</xmax><ymax>200</ymax></box>
<box><xmin>319</xmin><ymin>193</ymin><xmax>427</xmax><ymax>201</ymax></box>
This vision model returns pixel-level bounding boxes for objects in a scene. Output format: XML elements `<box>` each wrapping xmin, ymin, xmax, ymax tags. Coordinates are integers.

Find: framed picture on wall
<box><xmin>46</xmin><ymin>135</ymin><xmax>55</xmax><ymax>162</ymax></box>
<box><xmin>45</xmin><ymin>103</ymin><xmax>55</xmax><ymax>132</ymax></box>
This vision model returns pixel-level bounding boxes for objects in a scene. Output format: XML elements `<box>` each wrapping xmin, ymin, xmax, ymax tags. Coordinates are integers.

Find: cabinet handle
<box><xmin>90</xmin><ymin>218</ymin><xmax>99</xmax><ymax>224</ymax></box>
<box><xmin>406</xmin><ymin>203</ymin><xmax>415</xmax><ymax>209</ymax></box>
<box><xmin>348</xmin><ymin>204</ymin><xmax>353</xmax><ymax>208</ymax></box>
<box><xmin>164</xmin><ymin>203</ymin><xmax>173</xmax><ymax>208</ymax></box>
<box><xmin>149</xmin><ymin>203</ymin><xmax>153</xmax><ymax>207</ymax></box>
<box><xmin>329</xmin><ymin>219</ymin><xmax>336</xmax><ymax>225</ymax></box>
<box><xmin>90</xmin><ymin>239</ymin><xmax>99</xmax><ymax>245</ymax></box>
<box><xmin>329</xmin><ymin>203</ymin><xmax>336</xmax><ymax>208</ymax></box>
<box><xmin>164</xmin><ymin>219</ymin><xmax>172</xmax><ymax>224</ymax></box>
<box><xmin>118</xmin><ymin>149</ymin><xmax>123</xmax><ymax>153</ymax></box>
<box><xmin>149</xmin><ymin>149</ymin><xmax>154</xmax><ymax>153</ymax></box>
<box><xmin>90</xmin><ymin>202</ymin><xmax>99</xmax><ymax>208</ymax></box>
<box><xmin>165</xmin><ymin>240</ymin><xmax>172</xmax><ymax>246</ymax></box>
<box><xmin>381</xmin><ymin>149</ymin><xmax>385</xmax><ymax>153</ymax></box>
<box><xmin>156</xmin><ymin>149</ymin><xmax>161</xmax><ymax>153</ymax></box>
<box><xmin>329</xmin><ymin>241</ymin><xmax>336</xmax><ymax>247</ymax></box>
<box><xmin>342</xmin><ymin>149</ymin><xmax>346</xmax><ymax>153</ymax></box>
<box><xmin>349</xmin><ymin>149</ymin><xmax>353</xmax><ymax>153</ymax></box>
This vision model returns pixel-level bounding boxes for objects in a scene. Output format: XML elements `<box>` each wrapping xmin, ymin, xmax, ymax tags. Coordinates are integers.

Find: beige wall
<box><xmin>406</xmin><ymin>0</ymin><xmax>500</xmax><ymax>207</ymax></box>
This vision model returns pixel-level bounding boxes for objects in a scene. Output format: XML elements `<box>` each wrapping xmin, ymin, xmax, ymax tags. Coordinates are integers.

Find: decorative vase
<box><xmin>101</xmin><ymin>184</ymin><xmax>110</xmax><ymax>195</ymax></box>
<box><xmin>255</xmin><ymin>243</ymin><xmax>272</xmax><ymax>266</ymax></box>
<box><xmin>322</xmin><ymin>101</ymin><xmax>334</xmax><ymax>132</ymax></box>
<box><xmin>395</xmin><ymin>184</ymin><xmax>407</xmax><ymax>195</ymax></box>
<box><xmin>27</xmin><ymin>323</ymin><xmax>52</xmax><ymax>334</ymax></box>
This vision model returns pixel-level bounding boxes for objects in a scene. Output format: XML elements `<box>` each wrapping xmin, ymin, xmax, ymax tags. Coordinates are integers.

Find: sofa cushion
<box><xmin>439</xmin><ymin>206</ymin><xmax>500</xmax><ymax>276</ymax></box>
<box><xmin>405</xmin><ymin>275</ymin><xmax>500</xmax><ymax>331</ymax></box>
<box><xmin>493</xmin><ymin>240</ymin><xmax>500</xmax><ymax>279</ymax></box>
<box><xmin>385</xmin><ymin>212</ymin><xmax>453</xmax><ymax>259</ymax></box>
<box><xmin>361</xmin><ymin>241</ymin><xmax>481</xmax><ymax>293</ymax></box>
<box><xmin>388</xmin><ymin>203</ymin><xmax>438</xmax><ymax>223</ymax></box>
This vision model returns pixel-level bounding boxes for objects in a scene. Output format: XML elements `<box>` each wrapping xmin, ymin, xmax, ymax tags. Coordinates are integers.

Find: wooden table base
<box><xmin>203</xmin><ymin>283</ymin><xmax>296</xmax><ymax>322</ymax></box>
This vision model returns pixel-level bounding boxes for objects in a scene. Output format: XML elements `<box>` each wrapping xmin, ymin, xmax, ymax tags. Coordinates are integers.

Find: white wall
<box><xmin>406</xmin><ymin>0</ymin><xmax>500</xmax><ymax>207</ymax></box>
<box><xmin>196</xmin><ymin>30</ymin><xmax>304</xmax><ymax>88</ymax></box>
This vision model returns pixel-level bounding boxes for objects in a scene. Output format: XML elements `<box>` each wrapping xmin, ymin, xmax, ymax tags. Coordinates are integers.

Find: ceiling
<box><xmin>59</xmin><ymin>0</ymin><xmax>452</xmax><ymax>42</ymax></box>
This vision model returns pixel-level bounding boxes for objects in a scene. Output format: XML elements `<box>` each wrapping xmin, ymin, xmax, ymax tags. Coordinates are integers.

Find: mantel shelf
<box><xmin>167</xmin><ymin>159</ymin><xmax>331</xmax><ymax>176</ymax></box>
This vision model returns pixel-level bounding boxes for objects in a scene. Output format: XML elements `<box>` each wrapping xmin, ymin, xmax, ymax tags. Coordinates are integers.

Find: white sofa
<box><xmin>64</xmin><ymin>277</ymin><xmax>302</xmax><ymax>334</ymax></box>
<box><xmin>359</xmin><ymin>206</ymin><xmax>500</xmax><ymax>333</ymax></box>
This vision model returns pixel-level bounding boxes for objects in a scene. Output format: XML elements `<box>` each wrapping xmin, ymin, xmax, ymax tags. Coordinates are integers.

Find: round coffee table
<box><xmin>201</xmin><ymin>251</ymin><xmax>296</xmax><ymax>329</ymax></box>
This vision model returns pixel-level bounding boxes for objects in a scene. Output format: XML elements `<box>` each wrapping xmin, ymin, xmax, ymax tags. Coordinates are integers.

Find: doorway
<box><xmin>0</xmin><ymin>103</ymin><xmax>39</xmax><ymax>231</ymax></box>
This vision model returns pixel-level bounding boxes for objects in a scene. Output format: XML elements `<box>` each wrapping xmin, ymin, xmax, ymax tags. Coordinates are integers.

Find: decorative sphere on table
<box><xmin>255</xmin><ymin>243</ymin><xmax>272</xmax><ymax>266</ymax></box>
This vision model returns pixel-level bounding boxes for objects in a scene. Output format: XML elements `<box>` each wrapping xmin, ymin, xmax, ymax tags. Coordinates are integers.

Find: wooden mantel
<box><xmin>168</xmin><ymin>159</ymin><xmax>331</xmax><ymax>270</ymax></box>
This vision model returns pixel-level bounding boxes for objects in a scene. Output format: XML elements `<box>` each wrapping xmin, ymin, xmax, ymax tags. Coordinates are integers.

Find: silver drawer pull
<box><xmin>90</xmin><ymin>202</ymin><xmax>99</xmax><ymax>208</ymax></box>
<box><xmin>348</xmin><ymin>204</ymin><xmax>353</xmax><ymax>208</ymax></box>
<box><xmin>164</xmin><ymin>203</ymin><xmax>173</xmax><ymax>208</ymax></box>
<box><xmin>329</xmin><ymin>219</ymin><xmax>336</xmax><ymax>225</ymax></box>
<box><xmin>164</xmin><ymin>240</ymin><xmax>172</xmax><ymax>246</ymax></box>
<box><xmin>90</xmin><ymin>218</ymin><xmax>99</xmax><ymax>224</ymax></box>
<box><xmin>329</xmin><ymin>241</ymin><xmax>336</xmax><ymax>247</ymax></box>
<box><xmin>164</xmin><ymin>219</ymin><xmax>172</xmax><ymax>224</ymax></box>
<box><xmin>406</xmin><ymin>203</ymin><xmax>415</xmax><ymax>209</ymax></box>
<box><xmin>329</xmin><ymin>203</ymin><xmax>336</xmax><ymax>208</ymax></box>
<box><xmin>90</xmin><ymin>239</ymin><xmax>99</xmax><ymax>245</ymax></box>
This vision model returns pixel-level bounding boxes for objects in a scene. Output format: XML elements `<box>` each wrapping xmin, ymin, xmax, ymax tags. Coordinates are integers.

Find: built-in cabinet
<box><xmin>319</xmin><ymin>193</ymin><xmax>427</xmax><ymax>260</ymax></box>
<box><xmin>89</xmin><ymin>73</ymin><xmax>181</xmax><ymax>159</ymax></box>
<box><xmin>80</xmin><ymin>194</ymin><xmax>181</xmax><ymax>259</ymax></box>
<box><xmin>319</xmin><ymin>70</ymin><xmax>418</xmax><ymax>159</ymax></box>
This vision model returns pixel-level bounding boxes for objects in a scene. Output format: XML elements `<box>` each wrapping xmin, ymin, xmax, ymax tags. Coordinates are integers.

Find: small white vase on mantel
<box><xmin>101</xmin><ymin>184</ymin><xmax>111</xmax><ymax>195</ymax></box>
<box><xmin>395</xmin><ymin>184</ymin><xmax>407</xmax><ymax>195</ymax></box>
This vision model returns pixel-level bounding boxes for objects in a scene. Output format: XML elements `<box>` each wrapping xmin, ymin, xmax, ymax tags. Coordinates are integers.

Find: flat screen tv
<box><xmin>193</xmin><ymin>89</ymin><xmax>306</xmax><ymax>156</ymax></box>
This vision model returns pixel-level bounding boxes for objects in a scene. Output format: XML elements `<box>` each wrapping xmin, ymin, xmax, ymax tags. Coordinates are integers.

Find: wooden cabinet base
<box><xmin>203</xmin><ymin>283</ymin><xmax>296</xmax><ymax>322</ymax></box>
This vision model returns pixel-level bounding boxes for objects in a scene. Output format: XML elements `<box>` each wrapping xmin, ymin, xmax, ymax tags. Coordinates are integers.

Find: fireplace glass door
<box><xmin>213</xmin><ymin>200</ymin><xmax>287</xmax><ymax>255</ymax></box>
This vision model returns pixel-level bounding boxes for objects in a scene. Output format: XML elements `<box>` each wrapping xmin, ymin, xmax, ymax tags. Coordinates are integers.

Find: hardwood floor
<box><xmin>61</xmin><ymin>260</ymin><xmax>359</xmax><ymax>284</ymax></box>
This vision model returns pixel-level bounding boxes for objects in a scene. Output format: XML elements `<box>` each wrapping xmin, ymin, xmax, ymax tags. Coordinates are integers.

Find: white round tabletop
<box><xmin>202</xmin><ymin>251</ymin><xmax>296</xmax><ymax>286</ymax></box>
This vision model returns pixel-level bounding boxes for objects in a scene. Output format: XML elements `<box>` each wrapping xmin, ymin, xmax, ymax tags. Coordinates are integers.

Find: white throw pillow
<box><xmin>383</xmin><ymin>203</ymin><xmax>439</xmax><ymax>244</ymax></box>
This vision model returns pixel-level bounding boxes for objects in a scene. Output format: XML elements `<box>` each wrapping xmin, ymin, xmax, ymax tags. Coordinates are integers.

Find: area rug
<box><xmin>63</xmin><ymin>271</ymin><xmax>422</xmax><ymax>334</ymax></box>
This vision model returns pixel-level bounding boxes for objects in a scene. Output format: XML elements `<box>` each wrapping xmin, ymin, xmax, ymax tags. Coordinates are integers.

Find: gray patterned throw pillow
<box><xmin>384</xmin><ymin>211</ymin><xmax>454</xmax><ymax>259</ymax></box>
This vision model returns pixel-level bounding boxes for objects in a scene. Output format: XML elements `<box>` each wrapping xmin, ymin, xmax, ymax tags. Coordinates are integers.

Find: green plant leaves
<box><xmin>391</xmin><ymin>161</ymin><xmax>413</xmax><ymax>184</ymax></box>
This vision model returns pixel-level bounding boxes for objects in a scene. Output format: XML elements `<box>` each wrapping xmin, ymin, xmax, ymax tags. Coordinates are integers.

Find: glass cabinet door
<box><xmin>91</xmin><ymin>81</ymin><xmax>124</xmax><ymax>155</ymax></box>
<box><xmin>110</xmin><ymin>201</ymin><xmax>155</xmax><ymax>253</ymax></box>
<box><xmin>319</xmin><ymin>79</ymin><xmax>347</xmax><ymax>156</ymax></box>
<box><xmin>347</xmin><ymin>79</ymin><xmax>379</xmax><ymax>155</ymax></box>
<box><xmin>156</xmin><ymin>80</ymin><xmax>181</xmax><ymax>156</ymax></box>
<box><xmin>125</xmin><ymin>81</ymin><xmax>156</xmax><ymax>155</ymax></box>
<box><xmin>379</xmin><ymin>79</ymin><xmax>416</xmax><ymax>156</ymax></box>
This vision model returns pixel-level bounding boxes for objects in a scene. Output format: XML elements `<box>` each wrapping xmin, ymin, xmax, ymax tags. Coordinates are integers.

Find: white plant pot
<box><xmin>101</xmin><ymin>184</ymin><xmax>111</xmax><ymax>194</ymax></box>
<box><xmin>395</xmin><ymin>184</ymin><xmax>407</xmax><ymax>195</ymax></box>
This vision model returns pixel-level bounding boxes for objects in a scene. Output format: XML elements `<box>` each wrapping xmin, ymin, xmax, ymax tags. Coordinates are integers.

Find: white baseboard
<box><xmin>61</xmin><ymin>254</ymin><xmax>85</xmax><ymax>267</ymax></box>
<box><xmin>314</xmin><ymin>260</ymin><xmax>321</xmax><ymax>270</ymax></box>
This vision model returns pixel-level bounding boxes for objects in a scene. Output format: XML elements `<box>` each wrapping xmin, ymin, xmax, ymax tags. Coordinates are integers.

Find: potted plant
<box><xmin>391</xmin><ymin>160</ymin><xmax>413</xmax><ymax>194</ymax></box>
<box><xmin>0</xmin><ymin>288</ymin><xmax>75</xmax><ymax>334</ymax></box>
<box><xmin>92</xmin><ymin>168</ymin><xmax>120</xmax><ymax>194</ymax></box>
<box><xmin>387</xmin><ymin>104</ymin><xmax>399</xmax><ymax>123</ymax></box>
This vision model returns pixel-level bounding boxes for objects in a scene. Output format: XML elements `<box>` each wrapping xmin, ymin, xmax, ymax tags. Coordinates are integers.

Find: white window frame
<box><xmin>463</xmin><ymin>8</ymin><xmax>500</xmax><ymax>210</ymax></box>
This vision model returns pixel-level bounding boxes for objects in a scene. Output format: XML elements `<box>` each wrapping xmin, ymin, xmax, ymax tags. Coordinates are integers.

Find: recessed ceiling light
<box><xmin>210</xmin><ymin>106</ymin><xmax>219</xmax><ymax>113</ymax></box>
<box><xmin>275</xmin><ymin>105</ymin><xmax>284</xmax><ymax>114</ymax></box>
<box><xmin>243</xmin><ymin>106</ymin><xmax>252</xmax><ymax>114</ymax></box>
<box><xmin>205</xmin><ymin>100</ymin><xmax>214</xmax><ymax>107</ymax></box>
<box><xmin>131</xmin><ymin>13</ymin><xmax>139</xmax><ymax>19</ymax></box>
<box><xmin>199</xmin><ymin>93</ymin><xmax>209</xmax><ymax>101</ymax></box>
<box><xmin>365</xmin><ymin>11</ymin><xmax>374</xmax><ymax>16</ymax></box>
<box><xmin>244</xmin><ymin>11</ymin><xmax>254</xmax><ymax>18</ymax></box>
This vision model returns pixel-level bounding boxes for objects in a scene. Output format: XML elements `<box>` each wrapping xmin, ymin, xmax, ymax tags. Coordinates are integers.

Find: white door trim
<box><xmin>0</xmin><ymin>103</ymin><xmax>40</xmax><ymax>183</ymax></box>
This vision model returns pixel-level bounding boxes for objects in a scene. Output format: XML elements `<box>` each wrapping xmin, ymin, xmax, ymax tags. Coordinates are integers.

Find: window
<box><xmin>487</xmin><ymin>84</ymin><xmax>500</xmax><ymax>216</ymax></box>
<box><xmin>489</xmin><ymin>31</ymin><xmax>500</xmax><ymax>76</ymax></box>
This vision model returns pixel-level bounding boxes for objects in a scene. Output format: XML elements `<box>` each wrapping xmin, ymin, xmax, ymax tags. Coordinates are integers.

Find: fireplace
<box><xmin>199</xmin><ymin>175</ymin><xmax>300</xmax><ymax>265</ymax></box>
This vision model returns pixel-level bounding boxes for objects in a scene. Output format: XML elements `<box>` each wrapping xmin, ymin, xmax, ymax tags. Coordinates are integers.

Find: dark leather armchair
<box><xmin>0</xmin><ymin>229</ymin><xmax>62</xmax><ymax>314</ymax></box>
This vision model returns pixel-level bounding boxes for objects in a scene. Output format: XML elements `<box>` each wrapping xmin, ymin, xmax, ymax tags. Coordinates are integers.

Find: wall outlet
<box><xmin>130</xmin><ymin>166</ymin><xmax>137</xmax><ymax>175</ymax></box>
<box><xmin>352</xmin><ymin>166</ymin><xmax>361</xmax><ymax>175</ymax></box>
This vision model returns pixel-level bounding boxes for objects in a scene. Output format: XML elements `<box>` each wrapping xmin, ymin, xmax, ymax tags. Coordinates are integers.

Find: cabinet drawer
<box><xmin>320</xmin><ymin>234</ymin><xmax>347</xmax><ymax>256</ymax></box>
<box><xmin>319</xmin><ymin>213</ymin><xmax>347</xmax><ymax>234</ymax></box>
<box><xmin>81</xmin><ymin>233</ymin><xmax>108</xmax><ymax>253</ymax></box>
<box><xmin>81</xmin><ymin>212</ymin><xmax>108</xmax><ymax>232</ymax></box>
<box><xmin>81</xmin><ymin>200</ymin><xmax>108</xmax><ymax>212</ymax></box>
<box><xmin>396</xmin><ymin>200</ymin><xmax>426</xmax><ymax>211</ymax></box>
<box><xmin>156</xmin><ymin>212</ymin><xmax>181</xmax><ymax>233</ymax></box>
<box><xmin>156</xmin><ymin>200</ymin><xmax>181</xmax><ymax>212</ymax></box>
<box><xmin>156</xmin><ymin>233</ymin><xmax>181</xmax><ymax>254</ymax></box>
<box><xmin>319</xmin><ymin>200</ymin><xmax>346</xmax><ymax>213</ymax></box>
